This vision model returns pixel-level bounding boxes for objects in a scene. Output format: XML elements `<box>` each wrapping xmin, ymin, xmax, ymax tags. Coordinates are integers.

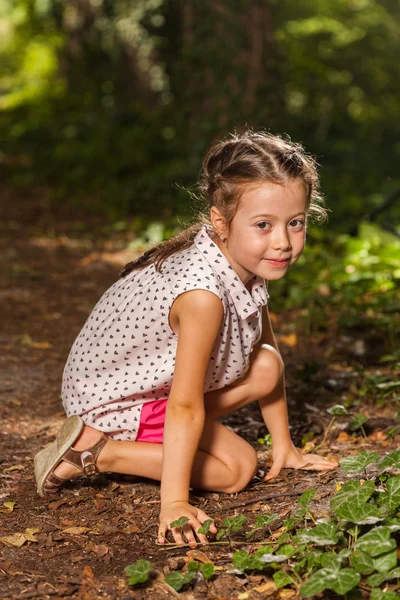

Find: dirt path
<box><xmin>0</xmin><ymin>186</ymin><xmax>398</xmax><ymax>599</ymax></box>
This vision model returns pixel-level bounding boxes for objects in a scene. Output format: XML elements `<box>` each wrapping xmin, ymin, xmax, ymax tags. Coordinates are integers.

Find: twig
<box><xmin>227</xmin><ymin>490</ymin><xmax>304</xmax><ymax>510</ymax></box>
<box><xmin>156</xmin><ymin>540</ymin><xmax>276</xmax><ymax>551</ymax></box>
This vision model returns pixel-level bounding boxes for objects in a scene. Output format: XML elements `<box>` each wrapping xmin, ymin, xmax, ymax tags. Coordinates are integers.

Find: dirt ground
<box><xmin>0</xmin><ymin>186</ymin><xmax>398</xmax><ymax>599</ymax></box>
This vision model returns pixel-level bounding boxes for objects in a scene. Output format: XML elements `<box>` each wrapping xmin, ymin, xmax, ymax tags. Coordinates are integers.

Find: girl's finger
<box><xmin>158</xmin><ymin>522</ymin><xmax>167</xmax><ymax>544</ymax></box>
<box><xmin>171</xmin><ymin>528</ymin><xmax>185</xmax><ymax>546</ymax></box>
<box><xmin>182</xmin><ymin>523</ymin><xmax>199</xmax><ymax>547</ymax></box>
<box><xmin>264</xmin><ymin>457</ymin><xmax>285</xmax><ymax>481</ymax></box>
<box><xmin>197</xmin><ymin>510</ymin><xmax>217</xmax><ymax>536</ymax></box>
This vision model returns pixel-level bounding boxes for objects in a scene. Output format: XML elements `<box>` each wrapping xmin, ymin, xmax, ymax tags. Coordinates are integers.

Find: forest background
<box><xmin>1</xmin><ymin>0</ymin><xmax>400</xmax><ymax>328</ymax></box>
<box><xmin>0</xmin><ymin>2</ymin><xmax>400</xmax><ymax>598</ymax></box>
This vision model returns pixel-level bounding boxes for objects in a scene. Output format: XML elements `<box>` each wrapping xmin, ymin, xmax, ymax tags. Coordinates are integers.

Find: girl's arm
<box><xmin>255</xmin><ymin>305</ymin><xmax>338</xmax><ymax>479</ymax></box>
<box><xmin>159</xmin><ymin>289</ymin><xmax>224</xmax><ymax>545</ymax></box>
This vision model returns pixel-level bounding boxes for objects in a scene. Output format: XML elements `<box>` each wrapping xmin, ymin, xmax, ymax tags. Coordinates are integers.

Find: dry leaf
<box><xmin>31</xmin><ymin>341</ymin><xmax>52</xmax><ymax>349</ymax></box>
<box><xmin>123</xmin><ymin>524</ymin><xmax>140</xmax><ymax>533</ymax></box>
<box><xmin>237</xmin><ymin>593</ymin><xmax>250</xmax><ymax>600</ymax></box>
<box><xmin>255</xmin><ymin>581</ymin><xmax>276</xmax><ymax>595</ymax></box>
<box><xmin>3</xmin><ymin>465</ymin><xmax>24</xmax><ymax>472</ymax></box>
<box><xmin>278</xmin><ymin>333</ymin><xmax>297</xmax><ymax>347</ymax></box>
<box><xmin>0</xmin><ymin>533</ymin><xmax>27</xmax><ymax>547</ymax></box>
<box><xmin>95</xmin><ymin>544</ymin><xmax>108</xmax><ymax>557</ymax></box>
<box><xmin>336</xmin><ymin>431</ymin><xmax>351</xmax><ymax>442</ymax></box>
<box><xmin>48</xmin><ymin>498</ymin><xmax>68</xmax><ymax>510</ymax></box>
<box><xmin>24</xmin><ymin>529</ymin><xmax>39</xmax><ymax>542</ymax></box>
<box><xmin>0</xmin><ymin>501</ymin><xmax>16</xmax><ymax>513</ymax></box>
<box><xmin>301</xmin><ymin>442</ymin><xmax>316</xmax><ymax>454</ymax></box>
<box><xmin>62</xmin><ymin>527</ymin><xmax>91</xmax><ymax>535</ymax></box>
<box><xmin>83</xmin><ymin>565</ymin><xmax>94</xmax><ymax>578</ymax></box>
<box><xmin>186</xmin><ymin>549</ymin><xmax>213</xmax><ymax>563</ymax></box>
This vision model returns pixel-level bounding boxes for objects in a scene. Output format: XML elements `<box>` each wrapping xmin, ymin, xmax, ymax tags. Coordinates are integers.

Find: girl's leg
<box><xmin>54</xmin><ymin>344</ymin><xmax>282</xmax><ymax>491</ymax></box>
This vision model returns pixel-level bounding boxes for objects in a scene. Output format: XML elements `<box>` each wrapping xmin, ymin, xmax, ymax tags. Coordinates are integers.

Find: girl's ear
<box><xmin>210</xmin><ymin>207</ymin><xmax>227</xmax><ymax>239</ymax></box>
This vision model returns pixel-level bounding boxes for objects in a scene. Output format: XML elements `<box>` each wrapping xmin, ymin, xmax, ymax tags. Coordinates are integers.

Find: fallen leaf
<box><xmin>301</xmin><ymin>442</ymin><xmax>316</xmax><ymax>454</ymax></box>
<box><xmin>278</xmin><ymin>333</ymin><xmax>297</xmax><ymax>347</ymax></box>
<box><xmin>238</xmin><ymin>593</ymin><xmax>250</xmax><ymax>600</ymax></box>
<box><xmin>0</xmin><ymin>501</ymin><xmax>16</xmax><ymax>513</ymax></box>
<box><xmin>62</xmin><ymin>527</ymin><xmax>91</xmax><ymax>535</ymax></box>
<box><xmin>83</xmin><ymin>565</ymin><xmax>94</xmax><ymax>578</ymax></box>
<box><xmin>0</xmin><ymin>528</ymin><xmax>38</xmax><ymax>547</ymax></box>
<box><xmin>3</xmin><ymin>465</ymin><xmax>24</xmax><ymax>472</ymax></box>
<box><xmin>31</xmin><ymin>341</ymin><xmax>52</xmax><ymax>349</ymax></box>
<box><xmin>48</xmin><ymin>498</ymin><xmax>68</xmax><ymax>510</ymax></box>
<box><xmin>123</xmin><ymin>524</ymin><xmax>140</xmax><ymax>533</ymax></box>
<box><xmin>368</xmin><ymin>431</ymin><xmax>388</xmax><ymax>441</ymax></box>
<box><xmin>186</xmin><ymin>549</ymin><xmax>213</xmax><ymax>563</ymax></box>
<box><xmin>336</xmin><ymin>431</ymin><xmax>351</xmax><ymax>442</ymax></box>
<box><xmin>95</xmin><ymin>544</ymin><xmax>108</xmax><ymax>557</ymax></box>
<box><xmin>255</xmin><ymin>581</ymin><xmax>276</xmax><ymax>595</ymax></box>
<box><xmin>0</xmin><ymin>533</ymin><xmax>27</xmax><ymax>547</ymax></box>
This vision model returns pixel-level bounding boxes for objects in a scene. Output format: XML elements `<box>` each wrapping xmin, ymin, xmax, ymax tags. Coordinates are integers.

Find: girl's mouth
<box><xmin>263</xmin><ymin>258</ymin><xmax>290</xmax><ymax>268</ymax></box>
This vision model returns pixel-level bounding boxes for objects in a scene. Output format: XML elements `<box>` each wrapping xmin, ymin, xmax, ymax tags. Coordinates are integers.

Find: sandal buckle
<box><xmin>80</xmin><ymin>450</ymin><xmax>97</xmax><ymax>476</ymax></box>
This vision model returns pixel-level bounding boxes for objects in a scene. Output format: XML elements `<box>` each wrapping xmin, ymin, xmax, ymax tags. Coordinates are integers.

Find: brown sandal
<box><xmin>34</xmin><ymin>415</ymin><xmax>108</xmax><ymax>498</ymax></box>
<box><xmin>43</xmin><ymin>436</ymin><xmax>108</xmax><ymax>495</ymax></box>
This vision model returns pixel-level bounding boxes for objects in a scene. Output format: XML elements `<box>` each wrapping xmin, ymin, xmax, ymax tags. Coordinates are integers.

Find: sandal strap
<box><xmin>62</xmin><ymin>435</ymin><xmax>108</xmax><ymax>476</ymax></box>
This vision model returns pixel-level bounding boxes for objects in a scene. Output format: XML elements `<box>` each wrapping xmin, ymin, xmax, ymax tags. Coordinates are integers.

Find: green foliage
<box><xmin>340</xmin><ymin>452</ymin><xmax>380</xmax><ymax>474</ymax></box>
<box><xmin>197</xmin><ymin>519</ymin><xmax>214</xmax><ymax>535</ymax></box>
<box><xmin>216</xmin><ymin>515</ymin><xmax>247</xmax><ymax>541</ymax></box>
<box><xmin>125</xmin><ymin>559</ymin><xmax>152</xmax><ymax>586</ymax></box>
<box><xmin>170</xmin><ymin>516</ymin><xmax>189</xmax><ymax>529</ymax></box>
<box><xmin>164</xmin><ymin>571</ymin><xmax>194</xmax><ymax>591</ymax></box>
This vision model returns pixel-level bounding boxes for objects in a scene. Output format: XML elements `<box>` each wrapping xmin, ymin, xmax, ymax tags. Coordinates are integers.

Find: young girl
<box><xmin>34</xmin><ymin>129</ymin><xmax>339</xmax><ymax>547</ymax></box>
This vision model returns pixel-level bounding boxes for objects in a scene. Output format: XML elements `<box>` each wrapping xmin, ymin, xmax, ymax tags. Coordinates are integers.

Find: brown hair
<box><xmin>120</xmin><ymin>128</ymin><xmax>327</xmax><ymax>277</ymax></box>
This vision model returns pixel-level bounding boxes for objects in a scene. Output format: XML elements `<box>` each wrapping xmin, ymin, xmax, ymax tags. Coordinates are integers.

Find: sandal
<box><xmin>34</xmin><ymin>415</ymin><xmax>108</xmax><ymax>498</ymax></box>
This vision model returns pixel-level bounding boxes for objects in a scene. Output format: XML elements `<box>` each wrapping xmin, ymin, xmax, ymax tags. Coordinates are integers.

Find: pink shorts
<box><xmin>136</xmin><ymin>399</ymin><xmax>167</xmax><ymax>444</ymax></box>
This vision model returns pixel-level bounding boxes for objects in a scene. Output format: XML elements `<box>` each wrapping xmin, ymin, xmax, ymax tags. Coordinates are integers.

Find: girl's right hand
<box><xmin>158</xmin><ymin>501</ymin><xmax>217</xmax><ymax>547</ymax></box>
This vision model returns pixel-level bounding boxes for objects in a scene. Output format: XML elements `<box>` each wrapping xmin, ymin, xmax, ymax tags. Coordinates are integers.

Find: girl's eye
<box><xmin>256</xmin><ymin>222</ymin><xmax>271</xmax><ymax>230</ymax></box>
<box><xmin>289</xmin><ymin>219</ymin><xmax>304</xmax><ymax>228</ymax></box>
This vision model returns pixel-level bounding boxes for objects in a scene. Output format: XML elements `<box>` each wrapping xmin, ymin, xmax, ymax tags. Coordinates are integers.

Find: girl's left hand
<box><xmin>264</xmin><ymin>443</ymin><xmax>339</xmax><ymax>481</ymax></box>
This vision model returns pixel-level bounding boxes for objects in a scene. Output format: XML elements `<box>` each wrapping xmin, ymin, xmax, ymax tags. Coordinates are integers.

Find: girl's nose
<box><xmin>272</xmin><ymin>228</ymin><xmax>291</xmax><ymax>251</ymax></box>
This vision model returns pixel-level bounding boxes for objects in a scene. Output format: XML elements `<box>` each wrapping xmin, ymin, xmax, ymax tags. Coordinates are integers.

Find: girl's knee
<box><xmin>250</xmin><ymin>344</ymin><xmax>284</xmax><ymax>396</ymax></box>
<box><xmin>224</xmin><ymin>445</ymin><xmax>258</xmax><ymax>494</ymax></box>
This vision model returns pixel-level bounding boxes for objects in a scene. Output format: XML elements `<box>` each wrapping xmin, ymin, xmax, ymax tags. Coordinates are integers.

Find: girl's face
<box><xmin>213</xmin><ymin>179</ymin><xmax>307</xmax><ymax>285</ymax></box>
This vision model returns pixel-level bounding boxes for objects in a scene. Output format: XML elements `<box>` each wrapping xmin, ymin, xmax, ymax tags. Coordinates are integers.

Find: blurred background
<box><xmin>0</xmin><ymin>0</ymin><xmax>399</xmax><ymax>347</ymax></box>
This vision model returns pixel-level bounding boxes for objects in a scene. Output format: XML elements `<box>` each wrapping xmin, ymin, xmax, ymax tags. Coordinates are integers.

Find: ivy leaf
<box><xmin>297</xmin><ymin>522</ymin><xmax>339</xmax><ymax>546</ymax></box>
<box><xmin>320</xmin><ymin>551</ymin><xmax>342</xmax><ymax>570</ymax></box>
<box><xmin>370</xmin><ymin>589</ymin><xmax>400</xmax><ymax>600</ymax></box>
<box><xmin>377</xmin><ymin>476</ymin><xmax>400</xmax><ymax>513</ymax></box>
<box><xmin>300</xmin><ymin>569</ymin><xmax>331</xmax><ymax>597</ymax></box>
<box><xmin>216</xmin><ymin>515</ymin><xmax>246</xmax><ymax>540</ymax></box>
<box><xmin>170</xmin><ymin>516</ymin><xmax>190</xmax><ymax>529</ymax></box>
<box><xmin>232</xmin><ymin>550</ymin><xmax>251</xmax><ymax>573</ymax></box>
<box><xmin>340</xmin><ymin>452</ymin><xmax>380</xmax><ymax>474</ymax></box>
<box><xmin>245</xmin><ymin>513</ymin><xmax>279</xmax><ymax>538</ymax></box>
<box><xmin>333</xmin><ymin>498</ymin><xmax>383</xmax><ymax>524</ymax></box>
<box><xmin>124</xmin><ymin>559</ymin><xmax>152</xmax><ymax>585</ymax></box>
<box><xmin>297</xmin><ymin>489</ymin><xmax>317</xmax><ymax>508</ymax></box>
<box><xmin>201</xmin><ymin>563</ymin><xmax>214</xmax><ymax>580</ymax></box>
<box><xmin>330</xmin><ymin>569</ymin><xmax>361</xmax><ymax>595</ymax></box>
<box><xmin>164</xmin><ymin>571</ymin><xmax>194</xmax><ymax>591</ymax></box>
<box><xmin>330</xmin><ymin>480</ymin><xmax>375</xmax><ymax>513</ymax></box>
<box><xmin>378</xmin><ymin>450</ymin><xmax>400</xmax><ymax>474</ymax></box>
<box><xmin>197</xmin><ymin>519</ymin><xmax>214</xmax><ymax>535</ymax></box>
<box><xmin>300</xmin><ymin>566</ymin><xmax>360</xmax><ymax>598</ymax></box>
<box><xmin>327</xmin><ymin>405</ymin><xmax>349</xmax><ymax>416</ymax></box>
<box><xmin>258</xmin><ymin>553</ymin><xmax>288</xmax><ymax>564</ymax></box>
<box><xmin>350</xmin><ymin>550</ymin><xmax>375</xmax><ymax>575</ymax></box>
<box><xmin>348</xmin><ymin>413</ymin><xmax>369</xmax><ymax>432</ymax></box>
<box><xmin>276</xmin><ymin>543</ymin><xmax>297</xmax><ymax>558</ymax></box>
<box><xmin>356</xmin><ymin>526</ymin><xmax>397</xmax><ymax>557</ymax></box>
<box><xmin>273</xmin><ymin>570</ymin><xmax>294</xmax><ymax>588</ymax></box>
<box><xmin>373</xmin><ymin>549</ymin><xmax>397</xmax><ymax>573</ymax></box>
<box><xmin>367</xmin><ymin>566</ymin><xmax>400</xmax><ymax>587</ymax></box>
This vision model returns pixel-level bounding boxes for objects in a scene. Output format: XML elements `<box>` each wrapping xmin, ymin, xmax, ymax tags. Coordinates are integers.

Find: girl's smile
<box><xmin>212</xmin><ymin>179</ymin><xmax>307</xmax><ymax>285</ymax></box>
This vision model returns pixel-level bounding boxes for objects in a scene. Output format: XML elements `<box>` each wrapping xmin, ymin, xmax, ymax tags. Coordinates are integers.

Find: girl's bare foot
<box><xmin>53</xmin><ymin>426</ymin><xmax>107</xmax><ymax>481</ymax></box>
